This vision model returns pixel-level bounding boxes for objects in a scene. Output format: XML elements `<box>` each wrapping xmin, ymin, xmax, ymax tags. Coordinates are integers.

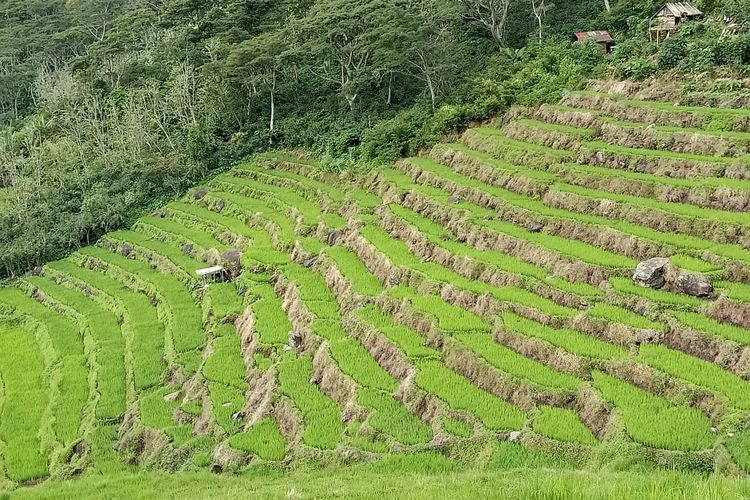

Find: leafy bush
<box><xmin>618</xmin><ymin>58</ymin><xmax>654</xmax><ymax>80</ymax></box>
<box><xmin>657</xmin><ymin>38</ymin><xmax>687</xmax><ymax>70</ymax></box>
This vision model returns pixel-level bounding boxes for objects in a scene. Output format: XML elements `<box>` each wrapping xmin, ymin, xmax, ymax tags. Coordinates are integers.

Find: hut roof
<box><xmin>574</xmin><ymin>31</ymin><xmax>614</xmax><ymax>43</ymax></box>
<box><xmin>658</xmin><ymin>2</ymin><xmax>702</xmax><ymax>18</ymax></box>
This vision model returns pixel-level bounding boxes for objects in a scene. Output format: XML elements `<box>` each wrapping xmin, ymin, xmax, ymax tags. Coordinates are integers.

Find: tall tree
<box><xmin>530</xmin><ymin>0</ymin><xmax>553</xmax><ymax>44</ymax></box>
<box><xmin>300</xmin><ymin>0</ymin><xmax>392</xmax><ymax>111</ymax></box>
<box><xmin>228</xmin><ymin>30</ymin><xmax>290</xmax><ymax>141</ymax></box>
<box><xmin>461</xmin><ymin>0</ymin><xmax>513</xmax><ymax>46</ymax></box>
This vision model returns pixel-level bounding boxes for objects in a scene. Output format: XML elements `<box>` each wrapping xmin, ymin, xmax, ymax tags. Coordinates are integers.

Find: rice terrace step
<box><xmin>5</xmin><ymin>83</ymin><xmax>750</xmax><ymax>496</ymax></box>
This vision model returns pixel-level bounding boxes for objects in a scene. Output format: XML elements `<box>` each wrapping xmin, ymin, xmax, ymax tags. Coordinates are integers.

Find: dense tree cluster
<box><xmin>1</xmin><ymin>0</ymin><xmax>749</xmax><ymax>276</ymax></box>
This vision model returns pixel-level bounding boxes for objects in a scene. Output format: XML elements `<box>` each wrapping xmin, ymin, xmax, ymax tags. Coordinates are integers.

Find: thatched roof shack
<box><xmin>649</xmin><ymin>2</ymin><xmax>702</xmax><ymax>43</ymax></box>
<box><xmin>652</xmin><ymin>2</ymin><xmax>702</xmax><ymax>30</ymax></box>
<box><xmin>574</xmin><ymin>31</ymin><xmax>615</xmax><ymax>52</ymax></box>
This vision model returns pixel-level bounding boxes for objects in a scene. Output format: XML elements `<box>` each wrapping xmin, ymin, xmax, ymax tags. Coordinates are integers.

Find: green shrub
<box><xmin>618</xmin><ymin>58</ymin><xmax>654</xmax><ymax>80</ymax></box>
<box><xmin>657</xmin><ymin>38</ymin><xmax>687</xmax><ymax>70</ymax></box>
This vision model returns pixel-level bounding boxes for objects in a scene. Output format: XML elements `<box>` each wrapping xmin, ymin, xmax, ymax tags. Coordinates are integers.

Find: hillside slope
<box><xmin>3</xmin><ymin>85</ymin><xmax>750</xmax><ymax>492</ymax></box>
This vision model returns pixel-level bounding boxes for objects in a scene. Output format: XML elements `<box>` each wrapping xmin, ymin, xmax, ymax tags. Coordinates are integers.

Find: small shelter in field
<box><xmin>196</xmin><ymin>265</ymin><xmax>226</xmax><ymax>286</ymax></box>
<box><xmin>650</xmin><ymin>2</ymin><xmax>702</xmax><ymax>43</ymax></box>
<box><xmin>574</xmin><ymin>31</ymin><xmax>615</xmax><ymax>52</ymax></box>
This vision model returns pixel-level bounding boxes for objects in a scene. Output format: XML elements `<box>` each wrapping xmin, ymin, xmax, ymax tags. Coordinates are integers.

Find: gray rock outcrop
<box><xmin>676</xmin><ymin>272</ymin><xmax>713</xmax><ymax>297</ymax></box>
<box><xmin>633</xmin><ymin>257</ymin><xmax>670</xmax><ymax>289</ymax></box>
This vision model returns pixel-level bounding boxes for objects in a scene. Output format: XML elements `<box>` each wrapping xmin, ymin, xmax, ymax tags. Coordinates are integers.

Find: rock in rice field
<box><xmin>508</xmin><ymin>431</ymin><xmax>523</xmax><ymax>443</ymax></box>
<box><xmin>527</xmin><ymin>222</ymin><xmax>544</xmax><ymax>233</ymax></box>
<box><xmin>676</xmin><ymin>272</ymin><xmax>713</xmax><ymax>297</ymax></box>
<box><xmin>633</xmin><ymin>257</ymin><xmax>670</xmax><ymax>289</ymax></box>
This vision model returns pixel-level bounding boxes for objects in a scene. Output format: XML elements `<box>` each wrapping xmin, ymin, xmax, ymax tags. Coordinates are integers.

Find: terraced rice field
<box><xmin>4</xmin><ymin>85</ymin><xmax>750</xmax><ymax>487</ymax></box>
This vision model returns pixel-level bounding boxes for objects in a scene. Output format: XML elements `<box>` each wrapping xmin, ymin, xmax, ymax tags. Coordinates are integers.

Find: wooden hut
<box><xmin>650</xmin><ymin>2</ymin><xmax>702</xmax><ymax>43</ymax></box>
<box><xmin>574</xmin><ymin>31</ymin><xmax>615</xmax><ymax>52</ymax></box>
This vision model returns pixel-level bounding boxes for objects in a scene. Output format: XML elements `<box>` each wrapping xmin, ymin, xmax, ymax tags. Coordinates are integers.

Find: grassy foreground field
<box><xmin>4</xmin><ymin>82</ymin><xmax>750</xmax><ymax>496</ymax></box>
<box><xmin>8</xmin><ymin>465</ymin><xmax>750</xmax><ymax>500</ymax></box>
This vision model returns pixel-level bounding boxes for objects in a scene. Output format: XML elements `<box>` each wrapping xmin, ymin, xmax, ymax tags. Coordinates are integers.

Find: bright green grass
<box><xmin>0</xmin><ymin>324</ymin><xmax>50</xmax><ymax>482</ymax></box>
<box><xmin>277</xmin><ymin>356</ymin><xmax>343</xmax><ymax>450</ymax></box>
<box><xmin>168</xmin><ymin>201</ymin><xmax>261</xmax><ymax>240</ymax></box>
<box><xmin>592</xmin><ymin>371</ymin><xmax>714</xmax><ymax>451</ymax></box>
<box><xmin>77</xmin><ymin>246</ymin><xmax>205</xmax><ymax>355</ymax></box>
<box><xmin>324</xmin><ymin>246</ymin><xmax>384</xmax><ymax>296</ymax></box>
<box><xmin>216</xmin><ymin>175</ymin><xmax>321</xmax><ymax>226</ymax></box>
<box><xmin>441</xmin><ymin>417</ymin><xmax>473</xmax><ymax>438</ymax></box>
<box><xmin>282</xmin><ymin>263</ymin><xmax>340</xmax><ymax>319</ymax></box>
<box><xmin>207</xmin><ymin>382</ymin><xmax>245</xmax><ymax>435</ymax></box>
<box><xmin>203</xmin><ymin>335</ymin><xmax>246</xmax><ymax>390</ymax></box>
<box><xmin>609</xmin><ymin>276</ymin><xmax>703</xmax><ymax>307</ymax></box>
<box><xmin>2</xmin><ymin>283</ymin><xmax>126</xmax><ymax>422</ymax></box>
<box><xmin>588</xmin><ymin>303</ymin><xmax>666</xmax><ymax>331</ymax></box>
<box><xmin>136</xmin><ymin>216</ymin><xmax>230</xmax><ymax>253</ymax></box>
<box><xmin>554</xmin><ymin>183</ymin><xmax>750</xmax><ymax>226</ymax></box>
<box><xmin>140</xmin><ymin>385</ymin><xmax>194</xmax><ymax>446</ymax></box>
<box><xmin>670</xmin><ymin>254</ymin><xmax>722</xmax><ymax>273</ymax></box>
<box><xmin>87</xmin><ymin>424</ymin><xmax>128</xmax><ymax>474</ymax></box>
<box><xmin>501</xmin><ymin>312</ymin><xmax>626</xmax><ymax>360</ymax></box>
<box><xmin>43</xmin><ymin>262</ymin><xmax>168</xmax><ymax>392</ymax></box>
<box><xmin>533</xmin><ymin>406</ymin><xmax>597</xmax><ymax>445</ymax></box>
<box><xmin>638</xmin><ymin>344</ymin><xmax>750</xmax><ymax>410</ymax></box>
<box><xmin>349</xmin><ymin>188</ymin><xmax>382</xmax><ymax>211</ymax></box>
<box><xmin>356</xmin><ymin>304</ymin><xmax>438</xmax><ymax>359</ymax></box>
<box><xmin>455</xmin><ymin>333</ymin><xmax>581</xmax><ymax>391</ymax></box>
<box><xmin>403</xmin><ymin>157</ymin><xmax>638</xmax><ymax>269</ymax></box>
<box><xmin>207</xmin><ymin>190</ymin><xmax>298</xmax><ymax>250</ymax></box>
<box><xmin>470</xmin><ymin>127</ymin><xmax>572</xmax><ymax>158</ymax></box>
<box><xmin>432</xmin><ymin>142</ymin><xmax>557</xmax><ymax>181</ymax></box>
<box><xmin>726</xmin><ymin>430</ymin><xmax>750</xmax><ymax>472</ymax></box>
<box><xmin>0</xmin><ymin>288</ymin><xmax>89</xmax><ymax>444</ymax></box>
<box><xmin>414</xmin><ymin>360</ymin><xmax>526</xmax><ymax>430</ymax></box>
<box><xmin>357</xmin><ymin>389</ymin><xmax>433</xmax><ymax>445</ymax></box>
<box><xmin>388</xmin><ymin>286</ymin><xmax>491</xmax><ymax>333</ymax></box>
<box><xmin>105</xmin><ymin>230</ymin><xmax>204</xmax><ymax>276</ymax></box>
<box><xmin>716</xmin><ymin>280</ymin><xmax>750</xmax><ymax>303</ymax></box>
<box><xmin>228</xmin><ymin>418</ymin><xmax>286</xmax><ymax>461</ymax></box>
<box><xmin>250</xmin><ymin>285</ymin><xmax>292</xmax><ymax>346</ymax></box>
<box><xmin>0</xmin><ymin>288</ymin><xmax>82</xmax><ymax>358</ymax></box>
<box><xmin>54</xmin><ymin>354</ymin><xmax>88</xmax><ymax>445</ymax></box>
<box><xmin>673</xmin><ymin>310</ymin><xmax>750</xmax><ymax>346</ymax></box>
<box><xmin>235</xmin><ymin>161</ymin><xmax>345</xmax><ymax>205</ymax></box>
<box><xmin>13</xmin><ymin>466</ymin><xmax>750</xmax><ymax>499</ymax></box>
<box><xmin>329</xmin><ymin>338</ymin><xmax>399</xmax><ymax>392</ymax></box>
<box><xmin>513</xmin><ymin>118</ymin><xmax>594</xmax><ymax>138</ymax></box>
<box><xmin>205</xmin><ymin>282</ymin><xmax>243</xmax><ymax>320</ymax></box>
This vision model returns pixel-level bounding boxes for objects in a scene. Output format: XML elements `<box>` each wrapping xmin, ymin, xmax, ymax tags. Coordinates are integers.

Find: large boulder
<box><xmin>633</xmin><ymin>257</ymin><xmax>670</xmax><ymax>289</ymax></box>
<box><xmin>676</xmin><ymin>272</ymin><xmax>714</xmax><ymax>297</ymax></box>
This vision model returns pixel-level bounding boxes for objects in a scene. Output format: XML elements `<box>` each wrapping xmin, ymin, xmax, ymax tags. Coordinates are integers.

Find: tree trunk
<box><xmin>426</xmin><ymin>73</ymin><xmax>436</xmax><ymax>110</ymax></box>
<box><xmin>603</xmin><ymin>0</ymin><xmax>611</xmax><ymax>12</ymax></box>
<box><xmin>269</xmin><ymin>71</ymin><xmax>276</xmax><ymax>145</ymax></box>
